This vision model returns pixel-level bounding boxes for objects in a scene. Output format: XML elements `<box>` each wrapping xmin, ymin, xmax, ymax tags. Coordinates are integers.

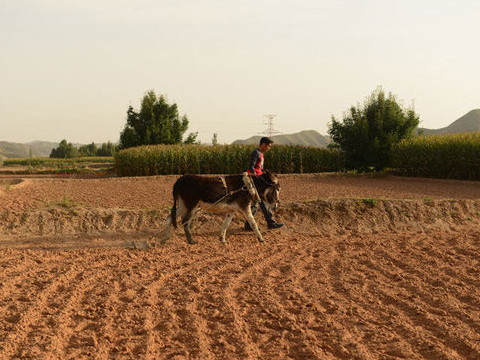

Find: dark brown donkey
<box><xmin>162</xmin><ymin>171</ymin><xmax>280</xmax><ymax>244</ymax></box>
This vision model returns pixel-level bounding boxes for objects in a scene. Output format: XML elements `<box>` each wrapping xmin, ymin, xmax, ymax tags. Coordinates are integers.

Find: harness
<box><xmin>213</xmin><ymin>173</ymin><xmax>261</xmax><ymax>205</ymax></box>
<box><xmin>256</xmin><ymin>173</ymin><xmax>280</xmax><ymax>189</ymax></box>
<box><xmin>242</xmin><ymin>172</ymin><xmax>261</xmax><ymax>201</ymax></box>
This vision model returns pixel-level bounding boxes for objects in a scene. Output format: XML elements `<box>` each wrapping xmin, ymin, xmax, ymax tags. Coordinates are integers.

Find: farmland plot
<box><xmin>0</xmin><ymin>174</ymin><xmax>479</xmax><ymax>359</ymax></box>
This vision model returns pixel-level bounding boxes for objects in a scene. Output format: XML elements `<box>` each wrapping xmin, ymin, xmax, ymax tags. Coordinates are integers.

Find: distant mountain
<box><xmin>0</xmin><ymin>141</ymin><xmax>98</xmax><ymax>160</ymax></box>
<box><xmin>419</xmin><ymin>109</ymin><xmax>480</xmax><ymax>135</ymax></box>
<box><xmin>0</xmin><ymin>141</ymin><xmax>59</xmax><ymax>160</ymax></box>
<box><xmin>26</xmin><ymin>141</ymin><xmax>62</xmax><ymax>157</ymax></box>
<box><xmin>232</xmin><ymin>130</ymin><xmax>330</xmax><ymax>147</ymax></box>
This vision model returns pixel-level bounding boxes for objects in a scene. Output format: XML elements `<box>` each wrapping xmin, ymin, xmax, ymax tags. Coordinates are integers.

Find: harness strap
<box><xmin>211</xmin><ymin>176</ymin><xmax>246</xmax><ymax>206</ymax></box>
<box><xmin>212</xmin><ymin>174</ymin><xmax>261</xmax><ymax>204</ymax></box>
<box><xmin>210</xmin><ymin>175</ymin><xmax>261</xmax><ymax>206</ymax></box>
<box><xmin>220</xmin><ymin>176</ymin><xmax>228</xmax><ymax>193</ymax></box>
<box><xmin>242</xmin><ymin>172</ymin><xmax>260</xmax><ymax>201</ymax></box>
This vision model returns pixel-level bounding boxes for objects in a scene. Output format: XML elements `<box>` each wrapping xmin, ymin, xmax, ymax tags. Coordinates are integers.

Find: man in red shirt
<box><xmin>247</xmin><ymin>138</ymin><xmax>269</xmax><ymax>175</ymax></box>
<box><xmin>245</xmin><ymin>137</ymin><xmax>283</xmax><ymax>230</ymax></box>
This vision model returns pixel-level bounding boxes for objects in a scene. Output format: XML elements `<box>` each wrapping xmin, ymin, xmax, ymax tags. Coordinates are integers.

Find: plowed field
<box><xmin>1</xmin><ymin>174</ymin><xmax>479</xmax><ymax>359</ymax></box>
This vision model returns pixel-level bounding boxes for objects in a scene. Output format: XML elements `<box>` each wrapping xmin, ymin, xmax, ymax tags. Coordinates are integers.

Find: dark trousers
<box><xmin>245</xmin><ymin>200</ymin><xmax>275</xmax><ymax>228</ymax></box>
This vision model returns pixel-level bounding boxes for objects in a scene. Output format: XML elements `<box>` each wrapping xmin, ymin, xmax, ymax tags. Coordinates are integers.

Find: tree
<box><xmin>79</xmin><ymin>142</ymin><xmax>98</xmax><ymax>157</ymax></box>
<box><xmin>212</xmin><ymin>133</ymin><xmax>218</xmax><ymax>145</ymax></box>
<box><xmin>119</xmin><ymin>90</ymin><xmax>196</xmax><ymax>149</ymax></box>
<box><xmin>328</xmin><ymin>88</ymin><xmax>419</xmax><ymax>170</ymax></box>
<box><xmin>97</xmin><ymin>142</ymin><xmax>118</xmax><ymax>156</ymax></box>
<box><xmin>50</xmin><ymin>139</ymin><xmax>79</xmax><ymax>158</ymax></box>
<box><xmin>183</xmin><ymin>132</ymin><xmax>199</xmax><ymax>144</ymax></box>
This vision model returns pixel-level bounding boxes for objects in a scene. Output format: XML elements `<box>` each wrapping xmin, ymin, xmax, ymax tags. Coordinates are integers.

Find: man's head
<box><xmin>259</xmin><ymin>137</ymin><xmax>274</xmax><ymax>152</ymax></box>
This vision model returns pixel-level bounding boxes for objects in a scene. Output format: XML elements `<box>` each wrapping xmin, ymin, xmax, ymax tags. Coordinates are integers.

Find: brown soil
<box><xmin>1</xmin><ymin>173</ymin><xmax>479</xmax><ymax>359</ymax></box>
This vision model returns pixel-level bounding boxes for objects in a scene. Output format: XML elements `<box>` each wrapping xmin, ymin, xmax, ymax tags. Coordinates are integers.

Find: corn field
<box><xmin>391</xmin><ymin>132</ymin><xmax>480</xmax><ymax>180</ymax></box>
<box><xmin>115</xmin><ymin>144</ymin><xmax>345</xmax><ymax>176</ymax></box>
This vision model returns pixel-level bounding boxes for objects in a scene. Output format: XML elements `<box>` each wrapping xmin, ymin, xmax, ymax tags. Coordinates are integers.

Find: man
<box><xmin>245</xmin><ymin>137</ymin><xmax>283</xmax><ymax>230</ymax></box>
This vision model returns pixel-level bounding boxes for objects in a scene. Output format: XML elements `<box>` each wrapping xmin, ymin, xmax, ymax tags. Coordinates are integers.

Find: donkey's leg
<box><xmin>160</xmin><ymin>215</ymin><xmax>172</xmax><ymax>244</ymax></box>
<box><xmin>219</xmin><ymin>213</ymin><xmax>235</xmax><ymax>243</ymax></box>
<box><xmin>161</xmin><ymin>198</ymin><xmax>185</xmax><ymax>244</ymax></box>
<box><xmin>241</xmin><ymin>207</ymin><xmax>264</xmax><ymax>243</ymax></box>
<box><xmin>182</xmin><ymin>210</ymin><xmax>197</xmax><ymax>244</ymax></box>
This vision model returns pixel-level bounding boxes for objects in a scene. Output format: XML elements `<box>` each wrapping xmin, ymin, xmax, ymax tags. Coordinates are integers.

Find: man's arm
<box><xmin>248</xmin><ymin>149</ymin><xmax>260</xmax><ymax>174</ymax></box>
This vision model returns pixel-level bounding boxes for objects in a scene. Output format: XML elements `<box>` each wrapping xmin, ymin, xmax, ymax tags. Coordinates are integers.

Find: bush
<box><xmin>329</xmin><ymin>88</ymin><xmax>419</xmax><ymax>170</ymax></box>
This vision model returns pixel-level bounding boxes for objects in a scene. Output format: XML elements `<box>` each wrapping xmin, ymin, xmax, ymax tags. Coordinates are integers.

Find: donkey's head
<box><xmin>258</xmin><ymin>170</ymin><xmax>280</xmax><ymax>211</ymax></box>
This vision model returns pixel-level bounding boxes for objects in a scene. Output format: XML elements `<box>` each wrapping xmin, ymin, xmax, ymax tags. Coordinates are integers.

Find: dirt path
<box><xmin>1</xmin><ymin>174</ymin><xmax>480</xmax><ymax>359</ymax></box>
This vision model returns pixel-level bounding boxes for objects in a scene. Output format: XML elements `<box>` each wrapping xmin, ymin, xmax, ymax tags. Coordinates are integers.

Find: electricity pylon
<box><xmin>263</xmin><ymin>114</ymin><xmax>280</xmax><ymax>138</ymax></box>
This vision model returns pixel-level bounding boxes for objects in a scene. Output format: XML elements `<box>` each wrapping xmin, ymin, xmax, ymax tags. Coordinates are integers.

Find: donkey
<box><xmin>162</xmin><ymin>171</ymin><xmax>280</xmax><ymax>244</ymax></box>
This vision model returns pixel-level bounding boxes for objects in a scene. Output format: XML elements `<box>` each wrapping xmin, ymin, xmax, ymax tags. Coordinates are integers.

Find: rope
<box><xmin>212</xmin><ymin>185</ymin><xmax>248</xmax><ymax>205</ymax></box>
<box><xmin>211</xmin><ymin>176</ymin><xmax>248</xmax><ymax>205</ymax></box>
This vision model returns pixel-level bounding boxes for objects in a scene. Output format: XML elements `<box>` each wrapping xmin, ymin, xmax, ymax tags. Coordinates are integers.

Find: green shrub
<box><xmin>329</xmin><ymin>87</ymin><xmax>419</xmax><ymax>170</ymax></box>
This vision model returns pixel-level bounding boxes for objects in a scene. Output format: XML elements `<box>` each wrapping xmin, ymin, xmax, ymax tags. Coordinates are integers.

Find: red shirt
<box><xmin>247</xmin><ymin>148</ymin><xmax>264</xmax><ymax>175</ymax></box>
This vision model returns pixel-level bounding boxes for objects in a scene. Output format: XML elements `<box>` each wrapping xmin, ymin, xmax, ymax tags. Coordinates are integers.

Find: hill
<box><xmin>420</xmin><ymin>109</ymin><xmax>480</xmax><ymax>135</ymax></box>
<box><xmin>232</xmin><ymin>130</ymin><xmax>330</xmax><ymax>147</ymax></box>
<box><xmin>0</xmin><ymin>141</ymin><xmax>93</xmax><ymax>160</ymax></box>
<box><xmin>25</xmin><ymin>141</ymin><xmax>61</xmax><ymax>157</ymax></box>
<box><xmin>0</xmin><ymin>141</ymin><xmax>59</xmax><ymax>160</ymax></box>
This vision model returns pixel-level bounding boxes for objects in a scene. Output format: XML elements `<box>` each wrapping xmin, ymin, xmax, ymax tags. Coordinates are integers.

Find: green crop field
<box><xmin>115</xmin><ymin>144</ymin><xmax>345</xmax><ymax>176</ymax></box>
<box><xmin>392</xmin><ymin>132</ymin><xmax>480</xmax><ymax>180</ymax></box>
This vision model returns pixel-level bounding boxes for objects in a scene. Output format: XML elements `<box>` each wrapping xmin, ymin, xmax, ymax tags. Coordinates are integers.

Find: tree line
<box><xmin>52</xmin><ymin>87</ymin><xmax>421</xmax><ymax>173</ymax></box>
<box><xmin>50</xmin><ymin>140</ymin><xmax>117</xmax><ymax>158</ymax></box>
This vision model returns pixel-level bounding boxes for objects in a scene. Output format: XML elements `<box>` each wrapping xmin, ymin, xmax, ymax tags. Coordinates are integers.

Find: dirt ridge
<box><xmin>1</xmin><ymin>199</ymin><xmax>479</xmax><ymax>241</ymax></box>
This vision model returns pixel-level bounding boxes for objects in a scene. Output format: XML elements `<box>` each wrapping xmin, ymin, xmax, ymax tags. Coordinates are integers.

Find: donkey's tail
<box><xmin>171</xmin><ymin>190</ymin><xmax>178</xmax><ymax>229</ymax></box>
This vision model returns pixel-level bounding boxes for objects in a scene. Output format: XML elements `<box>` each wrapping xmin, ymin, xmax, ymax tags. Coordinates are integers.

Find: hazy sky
<box><xmin>1</xmin><ymin>0</ymin><xmax>479</xmax><ymax>144</ymax></box>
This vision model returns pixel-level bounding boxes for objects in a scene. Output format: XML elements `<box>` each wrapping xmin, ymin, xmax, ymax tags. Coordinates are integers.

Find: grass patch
<box><xmin>46</xmin><ymin>196</ymin><xmax>83</xmax><ymax>209</ymax></box>
<box><xmin>359</xmin><ymin>198</ymin><xmax>378</xmax><ymax>206</ymax></box>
